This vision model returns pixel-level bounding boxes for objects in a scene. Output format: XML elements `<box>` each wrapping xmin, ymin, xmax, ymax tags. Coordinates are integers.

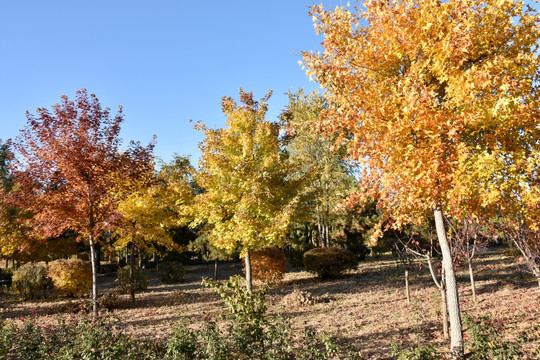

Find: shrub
<box><xmin>156</xmin><ymin>261</ymin><xmax>185</xmax><ymax>284</ymax></box>
<box><xmin>303</xmin><ymin>247</ymin><xmax>358</xmax><ymax>279</ymax></box>
<box><xmin>99</xmin><ymin>289</ymin><xmax>129</xmax><ymax>310</ymax></box>
<box><xmin>56</xmin><ymin>317</ymin><xmax>132</xmax><ymax>359</ymax></box>
<box><xmin>463</xmin><ymin>313</ymin><xmax>523</xmax><ymax>359</ymax></box>
<box><xmin>245</xmin><ymin>247</ymin><xmax>287</xmax><ymax>284</ymax></box>
<box><xmin>12</xmin><ymin>263</ymin><xmax>52</xmax><ymax>300</ymax></box>
<box><xmin>99</xmin><ymin>262</ymin><xmax>120</xmax><ymax>274</ymax></box>
<box><xmin>117</xmin><ymin>265</ymin><xmax>148</xmax><ymax>293</ymax></box>
<box><xmin>0</xmin><ymin>321</ymin><xmax>14</xmax><ymax>358</ymax></box>
<box><xmin>48</xmin><ymin>259</ymin><xmax>92</xmax><ymax>297</ymax></box>
<box><xmin>389</xmin><ymin>342</ymin><xmax>437</xmax><ymax>360</ymax></box>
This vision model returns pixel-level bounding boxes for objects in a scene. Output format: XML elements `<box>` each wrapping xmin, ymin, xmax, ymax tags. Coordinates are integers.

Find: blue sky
<box><xmin>0</xmin><ymin>1</ymin><xmax>337</xmax><ymax>164</ymax></box>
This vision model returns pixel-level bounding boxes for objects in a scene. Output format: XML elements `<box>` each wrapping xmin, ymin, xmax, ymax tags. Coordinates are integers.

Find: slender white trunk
<box><xmin>245</xmin><ymin>252</ymin><xmax>252</xmax><ymax>292</ymax></box>
<box><xmin>405</xmin><ymin>269</ymin><xmax>410</xmax><ymax>304</ymax></box>
<box><xmin>89</xmin><ymin>234</ymin><xmax>98</xmax><ymax>318</ymax></box>
<box><xmin>434</xmin><ymin>208</ymin><xmax>463</xmax><ymax>359</ymax></box>
<box><xmin>441</xmin><ymin>271</ymin><xmax>449</xmax><ymax>339</ymax></box>
<box><xmin>468</xmin><ymin>258</ymin><xmax>476</xmax><ymax>303</ymax></box>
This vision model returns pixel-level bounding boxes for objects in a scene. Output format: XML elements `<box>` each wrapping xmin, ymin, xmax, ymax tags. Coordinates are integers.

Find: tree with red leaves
<box><xmin>12</xmin><ymin>89</ymin><xmax>154</xmax><ymax>317</ymax></box>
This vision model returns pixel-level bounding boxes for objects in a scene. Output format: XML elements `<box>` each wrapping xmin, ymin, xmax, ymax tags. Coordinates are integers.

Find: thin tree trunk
<box><xmin>88</xmin><ymin>234</ymin><xmax>98</xmax><ymax>319</ymax></box>
<box><xmin>405</xmin><ymin>269</ymin><xmax>410</xmax><ymax>304</ymax></box>
<box><xmin>441</xmin><ymin>272</ymin><xmax>449</xmax><ymax>339</ymax></box>
<box><xmin>214</xmin><ymin>258</ymin><xmax>219</xmax><ymax>281</ymax></box>
<box><xmin>434</xmin><ymin>208</ymin><xmax>463</xmax><ymax>359</ymax></box>
<box><xmin>129</xmin><ymin>243</ymin><xmax>135</xmax><ymax>303</ymax></box>
<box><xmin>468</xmin><ymin>258</ymin><xmax>476</xmax><ymax>303</ymax></box>
<box><xmin>427</xmin><ymin>254</ymin><xmax>448</xmax><ymax>338</ymax></box>
<box><xmin>245</xmin><ymin>251</ymin><xmax>252</xmax><ymax>292</ymax></box>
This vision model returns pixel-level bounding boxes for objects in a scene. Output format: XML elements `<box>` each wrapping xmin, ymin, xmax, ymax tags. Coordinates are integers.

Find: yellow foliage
<box><xmin>193</xmin><ymin>90</ymin><xmax>304</xmax><ymax>254</ymax></box>
<box><xmin>47</xmin><ymin>259</ymin><xmax>92</xmax><ymax>297</ymax></box>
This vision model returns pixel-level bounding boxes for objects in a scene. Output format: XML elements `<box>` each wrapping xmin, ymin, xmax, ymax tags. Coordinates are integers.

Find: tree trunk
<box><xmin>468</xmin><ymin>258</ymin><xmax>476</xmax><ymax>303</ymax></box>
<box><xmin>88</xmin><ymin>234</ymin><xmax>98</xmax><ymax>319</ymax></box>
<box><xmin>441</xmin><ymin>273</ymin><xmax>449</xmax><ymax>340</ymax></box>
<box><xmin>214</xmin><ymin>258</ymin><xmax>219</xmax><ymax>281</ymax></box>
<box><xmin>405</xmin><ymin>269</ymin><xmax>410</xmax><ymax>304</ymax></box>
<box><xmin>434</xmin><ymin>208</ymin><xmax>463</xmax><ymax>359</ymax></box>
<box><xmin>129</xmin><ymin>243</ymin><xmax>135</xmax><ymax>303</ymax></box>
<box><xmin>245</xmin><ymin>251</ymin><xmax>252</xmax><ymax>292</ymax></box>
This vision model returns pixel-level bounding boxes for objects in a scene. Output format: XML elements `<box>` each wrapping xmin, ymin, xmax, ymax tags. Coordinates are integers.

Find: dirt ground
<box><xmin>1</xmin><ymin>249</ymin><xmax>539</xmax><ymax>359</ymax></box>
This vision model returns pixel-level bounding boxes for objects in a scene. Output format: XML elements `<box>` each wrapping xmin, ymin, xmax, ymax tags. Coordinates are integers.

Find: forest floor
<box><xmin>1</xmin><ymin>248</ymin><xmax>539</xmax><ymax>359</ymax></box>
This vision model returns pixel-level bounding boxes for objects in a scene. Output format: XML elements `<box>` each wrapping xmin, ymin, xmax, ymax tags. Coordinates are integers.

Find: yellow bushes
<box><xmin>47</xmin><ymin>259</ymin><xmax>92</xmax><ymax>297</ymax></box>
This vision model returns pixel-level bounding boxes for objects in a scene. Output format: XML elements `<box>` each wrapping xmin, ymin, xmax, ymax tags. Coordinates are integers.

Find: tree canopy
<box><xmin>12</xmin><ymin>89</ymin><xmax>155</xmax><ymax>316</ymax></box>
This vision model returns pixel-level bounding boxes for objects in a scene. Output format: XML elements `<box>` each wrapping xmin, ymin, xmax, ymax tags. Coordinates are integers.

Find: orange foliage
<box><xmin>244</xmin><ymin>247</ymin><xmax>287</xmax><ymax>284</ymax></box>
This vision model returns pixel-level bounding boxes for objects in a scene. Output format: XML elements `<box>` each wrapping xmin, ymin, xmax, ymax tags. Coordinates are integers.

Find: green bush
<box><xmin>464</xmin><ymin>313</ymin><xmax>522</xmax><ymax>359</ymax></box>
<box><xmin>0</xmin><ymin>321</ymin><xmax>14</xmax><ymax>358</ymax></box>
<box><xmin>389</xmin><ymin>342</ymin><xmax>437</xmax><ymax>360</ymax></box>
<box><xmin>303</xmin><ymin>247</ymin><xmax>358</xmax><ymax>279</ymax></box>
<box><xmin>117</xmin><ymin>265</ymin><xmax>148</xmax><ymax>293</ymax></box>
<box><xmin>0</xmin><ymin>293</ymin><xmax>352</xmax><ymax>360</ymax></box>
<box><xmin>12</xmin><ymin>263</ymin><xmax>52</xmax><ymax>300</ymax></box>
<box><xmin>56</xmin><ymin>317</ymin><xmax>132</xmax><ymax>359</ymax></box>
<box><xmin>156</xmin><ymin>261</ymin><xmax>185</xmax><ymax>284</ymax></box>
<box><xmin>48</xmin><ymin>259</ymin><xmax>92</xmax><ymax>297</ymax></box>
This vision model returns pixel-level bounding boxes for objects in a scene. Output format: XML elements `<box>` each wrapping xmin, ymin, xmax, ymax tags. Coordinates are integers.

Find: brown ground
<box><xmin>1</xmin><ymin>249</ymin><xmax>539</xmax><ymax>359</ymax></box>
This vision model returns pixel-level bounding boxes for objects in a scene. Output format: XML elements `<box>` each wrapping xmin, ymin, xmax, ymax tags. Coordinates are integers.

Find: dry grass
<box><xmin>1</xmin><ymin>249</ymin><xmax>539</xmax><ymax>359</ymax></box>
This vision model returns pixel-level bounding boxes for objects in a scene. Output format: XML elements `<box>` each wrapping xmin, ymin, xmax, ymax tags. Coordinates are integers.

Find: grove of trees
<box><xmin>0</xmin><ymin>1</ymin><xmax>538</xmax><ymax>359</ymax></box>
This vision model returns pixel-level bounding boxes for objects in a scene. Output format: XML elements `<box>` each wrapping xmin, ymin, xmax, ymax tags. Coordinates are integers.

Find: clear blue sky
<box><xmin>0</xmin><ymin>1</ymin><xmax>338</xmax><ymax>164</ymax></box>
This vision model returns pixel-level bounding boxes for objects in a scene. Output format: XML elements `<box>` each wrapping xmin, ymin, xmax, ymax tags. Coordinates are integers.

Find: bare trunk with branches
<box><xmin>434</xmin><ymin>208</ymin><xmax>463</xmax><ymax>359</ymax></box>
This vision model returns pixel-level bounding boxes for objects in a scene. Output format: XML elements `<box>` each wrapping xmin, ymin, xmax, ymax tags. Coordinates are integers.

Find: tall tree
<box><xmin>302</xmin><ymin>1</ymin><xmax>539</xmax><ymax>358</ymax></box>
<box><xmin>280</xmin><ymin>90</ymin><xmax>356</xmax><ymax>248</ymax></box>
<box><xmin>12</xmin><ymin>89</ymin><xmax>154</xmax><ymax>317</ymax></box>
<box><xmin>193</xmin><ymin>89</ymin><xmax>302</xmax><ymax>291</ymax></box>
<box><xmin>0</xmin><ymin>139</ymin><xmax>25</xmax><ymax>262</ymax></box>
<box><xmin>114</xmin><ymin>155</ymin><xmax>195</xmax><ymax>302</ymax></box>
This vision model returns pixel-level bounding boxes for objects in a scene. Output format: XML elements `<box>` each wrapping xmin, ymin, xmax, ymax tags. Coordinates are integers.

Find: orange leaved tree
<box><xmin>12</xmin><ymin>89</ymin><xmax>154</xmax><ymax>317</ymax></box>
<box><xmin>302</xmin><ymin>1</ymin><xmax>539</xmax><ymax>358</ymax></box>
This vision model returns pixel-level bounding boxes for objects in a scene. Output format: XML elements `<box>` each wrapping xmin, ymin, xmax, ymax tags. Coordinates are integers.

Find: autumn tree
<box><xmin>12</xmin><ymin>89</ymin><xmax>154</xmax><ymax>317</ymax></box>
<box><xmin>302</xmin><ymin>1</ymin><xmax>539</xmax><ymax>358</ymax></box>
<box><xmin>193</xmin><ymin>89</ymin><xmax>302</xmax><ymax>291</ymax></box>
<box><xmin>114</xmin><ymin>155</ymin><xmax>195</xmax><ymax>302</ymax></box>
<box><xmin>280</xmin><ymin>89</ymin><xmax>356</xmax><ymax>248</ymax></box>
<box><xmin>0</xmin><ymin>139</ymin><xmax>34</xmax><ymax>264</ymax></box>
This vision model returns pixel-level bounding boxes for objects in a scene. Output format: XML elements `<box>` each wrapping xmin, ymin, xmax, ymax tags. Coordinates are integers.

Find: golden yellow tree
<box><xmin>302</xmin><ymin>1</ymin><xmax>539</xmax><ymax>358</ymax></box>
<box><xmin>193</xmin><ymin>90</ymin><xmax>302</xmax><ymax>291</ymax></box>
<box><xmin>114</xmin><ymin>155</ymin><xmax>195</xmax><ymax>301</ymax></box>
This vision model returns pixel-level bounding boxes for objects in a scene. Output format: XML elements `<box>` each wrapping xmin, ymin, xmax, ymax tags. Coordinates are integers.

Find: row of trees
<box><xmin>1</xmin><ymin>1</ymin><xmax>538</xmax><ymax>358</ymax></box>
<box><xmin>0</xmin><ymin>88</ymin><xmax>372</xmax><ymax>311</ymax></box>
